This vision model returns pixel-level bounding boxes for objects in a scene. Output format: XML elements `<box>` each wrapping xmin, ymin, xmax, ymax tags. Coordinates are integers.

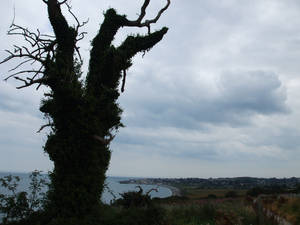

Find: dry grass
<box><xmin>183</xmin><ymin>188</ymin><xmax>247</xmax><ymax>199</ymax></box>
<box><xmin>263</xmin><ymin>195</ymin><xmax>300</xmax><ymax>224</ymax></box>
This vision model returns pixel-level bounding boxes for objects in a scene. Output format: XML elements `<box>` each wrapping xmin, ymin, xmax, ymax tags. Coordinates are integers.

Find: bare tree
<box><xmin>1</xmin><ymin>0</ymin><xmax>170</xmax><ymax>222</ymax></box>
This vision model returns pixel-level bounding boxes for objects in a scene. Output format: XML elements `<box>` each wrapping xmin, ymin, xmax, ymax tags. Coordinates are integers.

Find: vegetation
<box><xmin>260</xmin><ymin>195</ymin><xmax>300</xmax><ymax>224</ymax></box>
<box><xmin>0</xmin><ymin>0</ymin><xmax>170</xmax><ymax>223</ymax></box>
<box><xmin>3</xmin><ymin>172</ymin><xmax>300</xmax><ymax>225</ymax></box>
<box><xmin>179</xmin><ymin>187</ymin><xmax>247</xmax><ymax>199</ymax></box>
<box><xmin>0</xmin><ymin>171</ymin><xmax>47</xmax><ymax>224</ymax></box>
<box><xmin>122</xmin><ymin>177</ymin><xmax>300</xmax><ymax>190</ymax></box>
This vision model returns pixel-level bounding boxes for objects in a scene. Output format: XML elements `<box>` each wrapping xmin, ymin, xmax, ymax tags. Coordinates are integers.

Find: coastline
<box><xmin>159</xmin><ymin>184</ymin><xmax>182</xmax><ymax>197</ymax></box>
<box><xmin>117</xmin><ymin>179</ymin><xmax>181</xmax><ymax>198</ymax></box>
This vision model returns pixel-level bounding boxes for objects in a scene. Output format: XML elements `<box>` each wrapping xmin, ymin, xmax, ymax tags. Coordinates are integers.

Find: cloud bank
<box><xmin>1</xmin><ymin>0</ymin><xmax>300</xmax><ymax>178</ymax></box>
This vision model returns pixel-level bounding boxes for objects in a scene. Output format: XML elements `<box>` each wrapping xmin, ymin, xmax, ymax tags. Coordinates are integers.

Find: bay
<box><xmin>0</xmin><ymin>172</ymin><xmax>172</xmax><ymax>204</ymax></box>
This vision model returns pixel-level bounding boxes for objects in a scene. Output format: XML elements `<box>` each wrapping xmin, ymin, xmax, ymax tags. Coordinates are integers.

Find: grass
<box><xmin>262</xmin><ymin>195</ymin><xmax>300</xmax><ymax>224</ymax></box>
<box><xmin>175</xmin><ymin>185</ymin><xmax>247</xmax><ymax>199</ymax></box>
<box><xmin>161</xmin><ymin>198</ymin><xmax>258</xmax><ymax>225</ymax></box>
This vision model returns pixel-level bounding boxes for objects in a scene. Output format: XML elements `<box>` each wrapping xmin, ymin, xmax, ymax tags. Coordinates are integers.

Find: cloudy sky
<box><xmin>1</xmin><ymin>0</ymin><xmax>300</xmax><ymax>178</ymax></box>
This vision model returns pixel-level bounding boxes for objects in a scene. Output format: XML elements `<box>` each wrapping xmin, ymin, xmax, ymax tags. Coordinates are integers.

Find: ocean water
<box><xmin>0</xmin><ymin>172</ymin><xmax>171</xmax><ymax>204</ymax></box>
<box><xmin>0</xmin><ymin>172</ymin><xmax>171</xmax><ymax>222</ymax></box>
<box><xmin>103</xmin><ymin>176</ymin><xmax>171</xmax><ymax>203</ymax></box>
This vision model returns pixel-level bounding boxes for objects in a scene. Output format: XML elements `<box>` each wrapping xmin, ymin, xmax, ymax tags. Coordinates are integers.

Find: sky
<box><xmin>1</xmin><ymin>0</ymin><xmax>300</xmax><ymax>178</ymax></box>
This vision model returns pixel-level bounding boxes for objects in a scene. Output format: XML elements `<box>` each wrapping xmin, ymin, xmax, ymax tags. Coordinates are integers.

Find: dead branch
<box><xmin>136</xmin><ymin>0</ymin><xmax>150</xmax><ymax>23</ymax></box>
<box><xmin>5</xmin><ymin>70</ymin><xmax>43</xmax><ymax>81</ymax></box>
<box><xmin>14</xmin><ymin>77</ymin><xmax>47</xmax><ymax>89</ymax></box>
<box><xmin>65</xmin><ymin>2</ymin><xmax>88</xmax><ymax>62</ymax></box>
<box><xmin>1</xmin><ymin>24</ymin><xmax>56</xmax><ymax>89</ymax></box>
<box><xmin>37</xmin><ymin>122</ymin><xmax>54</xmax><ymax>133</ymax></box>
<box><xmin>65</xmin><ymin>2</ymin><xmax>89</xmax><ymax>33</ymax></box>
<box><xmin>125</xmin><ymin>0</ymin><xmax>170</xmax><ymax>33</ymax></box>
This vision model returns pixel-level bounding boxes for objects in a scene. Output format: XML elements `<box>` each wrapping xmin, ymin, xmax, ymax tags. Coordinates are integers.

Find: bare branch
<box><xmin>137</xmin><ymin>0</ymin><xmax>150</xmax><ymax>23</ymax></box>
<box><xmin>1</xmin><ymin>23</ymin><xmax>57</xmax><ymax>89</ymax></box>
<box><xmin>8</xmin><ymin>59</ymin><xmax>32</xmax><ymax>72</ymax></box>
<box><xmin>37</xmin><ymin>122</ymin><xmax>54</xmax><ymax>133</ymax></box>
<box><xmin>144</xmin><ymin>0</ymin><xmax>170</xmax><ymax>25</ymax></box>
<box><xmin>4</xmin><ymin>70</ymin><xmax>43</xmax><ymax>81</ymax></box>
<box><xmin>125</xmin><ymin>0</ymin><xmax>170</xmax><ymax>33</ymax></box>
<box><xmin>63</xmin><ymin>2</ymin><xmax>87</xmax><ymax>62</ymax></box>
<box><xmin>0</xmin><ymin>53</ymin><xmax>44</xmax><ymax>65</ymax></box>
<box><xmin>14</xmin><ymin>77</ymin><xmax>47</xmax><ymax>89</ymax></box>
<box><xmin>65</xmin><ymin>2</ymin><xmax>88</xmax><ymax>32</ymax></box>
<box><xmin>76</xmin><ymin>31</ymin><xmax>87</xmax><ymax>42</ymax></box>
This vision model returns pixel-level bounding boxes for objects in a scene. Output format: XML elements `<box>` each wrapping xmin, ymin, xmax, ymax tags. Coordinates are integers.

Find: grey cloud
<box><xmin>218</xmin><ymin>70</ymin><xmax>288</xmax><ymax>115</ymax></box>
<box><xmin>245</xmin><ymin>126</ymin><xmax>300</xmax><ymax>151</ymax></box>
<box><xmin>120</xmin><ymin>69</ymin><xmax>288</xmax><ymax>129</ymax></box>
<box><xmin>1</xmin><ymin>0</ymin><xmax>300</xmax><ymax>177</ymax></box>
<box><xmin>0</xmin><ymin>82</ymin><xmax>44</xmax><ymax>118</ymax></box>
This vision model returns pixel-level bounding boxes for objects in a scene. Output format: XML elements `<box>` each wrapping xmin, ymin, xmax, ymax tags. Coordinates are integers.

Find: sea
<box><xmin>0</xmin><ymin>172</ymin><xmax>171</xmax><ymax>204</ymax></box>
<box><xmin>0</xmin><ymin>172</ymin><xmax>171</xmax><ymax>222</ymax></box>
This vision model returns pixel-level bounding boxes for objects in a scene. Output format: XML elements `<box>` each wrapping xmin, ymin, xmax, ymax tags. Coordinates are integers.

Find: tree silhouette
<box><xmin>1</xmin><ymin>0</ymin><xmax>170</xmax><ymax>221</ymax></box>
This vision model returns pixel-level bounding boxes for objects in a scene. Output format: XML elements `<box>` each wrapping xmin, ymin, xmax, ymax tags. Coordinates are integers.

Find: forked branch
<box><xmin>125</xmin><ymin>0</ymin><xmax>170</xmax><ymax>33</ymax></box>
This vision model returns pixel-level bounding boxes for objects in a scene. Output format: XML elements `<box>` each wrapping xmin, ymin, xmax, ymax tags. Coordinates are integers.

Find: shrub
<box><xmin>0</xmin><ymin>171</ymin><xmax>48</xmax><ymax>224</ymax></box>
<box><xmin>113</xmin><ymin>186</ymin><xmax>156</xmax><ymax>208</ymax></box>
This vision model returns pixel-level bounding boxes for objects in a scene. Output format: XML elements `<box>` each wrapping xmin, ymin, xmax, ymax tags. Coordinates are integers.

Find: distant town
<box><xmin>120</xmin><ymin>177</ymin><xmax>300</xmax><ymax>189</ymax></box>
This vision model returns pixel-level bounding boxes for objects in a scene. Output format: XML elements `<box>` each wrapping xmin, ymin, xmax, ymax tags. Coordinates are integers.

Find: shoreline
<box><xmin>118</xmin><ymin>180</ymin><xmax>182</xmax><ymax>197</ymax></box>
<box><xmin>159</xmin><ymin>184</ymin><xmax>182</xmax><ymax>197</ymax></box>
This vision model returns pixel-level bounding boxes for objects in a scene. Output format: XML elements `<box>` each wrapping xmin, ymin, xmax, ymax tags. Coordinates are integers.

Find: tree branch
<box><xmin>14</xmin><ymin>77</ymin><xmax>47</xmax><ymax>89</ymax></box>
<box><xmin>46</xmin><ymin>0</ymin><xmax>75</xmax><ymax>47</ymax></box>
<box><xmin>117</xmin><ymin>27</ymin><xmax>168</xmax><ymax>61</ymax></box>
<box><xmin>136</xmin><ymin>0</ymin><xmax>150</xmax><ymax>23</ymax></box>
<box><xmin>124</xmin><ymin>0</ymin><xmax>170</xmax><ymax>34</ymax></box>
<box><xmin>1</xmin><ymin>24</ymin><xmax>57</xmax><ymax>89</ymax></box>
<box><xmin>37</xmin><ymin>122</ymin><xmax>54</xmax><ymax>133</ymax></box>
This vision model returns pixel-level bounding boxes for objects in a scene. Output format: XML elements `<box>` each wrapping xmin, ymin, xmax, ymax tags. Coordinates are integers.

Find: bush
<box><xmin>109</xmin><ymin>186</ymin><xmax>166</xmax><ymax>225</ymax></box>
<box><xmin>0</xmin><ymin>171</ymin><xmax>48</xmax><ymax>224</ymax></box>
<box><xmin>113</xmin><ymin>186</ymin><xmax>156</xmax><ymax>208</ymax></box>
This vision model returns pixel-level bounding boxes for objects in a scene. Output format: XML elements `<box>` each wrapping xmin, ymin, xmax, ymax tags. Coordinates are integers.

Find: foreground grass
<box><xmin>262</xmin><ymin>195</ymin><xmax>300</xmax><ymax>224</ymax></box>
<box><xmin>0</xmin><ymin>199</ymin><xmax>273</xmax><ymax>225</ymax></box>
<box><xmin>162</xmin><ymin>198</ymin><xmax>258</xmax><ymax>225</ymax></box>
<box><xmin>178</xmin><ymin>186</ymin><xmax>247</xmax><ymax>199</ymax></box>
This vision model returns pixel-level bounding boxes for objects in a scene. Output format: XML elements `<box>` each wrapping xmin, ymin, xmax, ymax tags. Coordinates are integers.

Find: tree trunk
<box><xmin>2</xmin><ymin>0</ymin><xmax>170</xmax><ymax>222</ymax></box>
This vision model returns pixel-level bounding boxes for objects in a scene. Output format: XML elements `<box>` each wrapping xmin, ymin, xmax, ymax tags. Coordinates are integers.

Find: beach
<box><xmin>160</xmin><ymin>185</ymin><xmax>181</xmax><ymax>197</ymax></box>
